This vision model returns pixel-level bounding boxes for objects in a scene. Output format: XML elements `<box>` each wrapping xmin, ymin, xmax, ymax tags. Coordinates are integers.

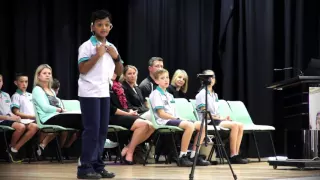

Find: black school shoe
<box><xmin>77</xmin><ymin>172</ymin><xmax>102</xmax><ymax>179</ymax></box>
<box><xmin>190</xmin><ymin>155</ymin><xmax>211</xmax><ymax>166</ymax></box>
<box><xmin>96</xmin><ymin>169</ymin><xmax>115</xmax><ymax>178</ymax></box>
<box><xmin>178</xmin><ymin>155</ymin><xmax>193</xmax><ymax>167</ymax></box>
<box><xmin>8</xmin><ymin>149</ymin><xmax>22</xmax><ymax>163</ymax></box>
<box><xmin>229</xmin><ymin>155</ymin><xmax>248</xmax><ymax>164</ymax></box>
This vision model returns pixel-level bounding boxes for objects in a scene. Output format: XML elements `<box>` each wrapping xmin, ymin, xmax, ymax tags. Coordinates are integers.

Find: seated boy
<box><xmin>11</xmin><ymin>73</ymin><xmax>56</xmax><ymax>156</ymax></box>
<box><xmin>149</xmin><ymin>69</ymin><xmax>210</xmax><ymax>167</ymax></box>
<box><xmin>0</xmin><ymin>74</ymin><xmax>38</xmax><ymax>162</ymax></box>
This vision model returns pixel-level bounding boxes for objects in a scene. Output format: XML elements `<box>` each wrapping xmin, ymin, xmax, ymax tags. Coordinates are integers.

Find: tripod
<box><xmin>189</xmin><ymin>85</ymin><xmax>237</xmax><ymax>180</ymax></box>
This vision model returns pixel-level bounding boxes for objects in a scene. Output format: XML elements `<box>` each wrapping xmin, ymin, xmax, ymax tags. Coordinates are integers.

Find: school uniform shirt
<box><xmin>78</xmin><ymin>36</ymin><xmax>119</xmax><ymax>98</ymax></box>
<box><xmin>149</xmin><ymin>86</ymin><xmax>177</xmax><ymax>125</ymax></box>
<box><xmin>0</xmin><ymin>91</ymin><xmax>12</xmax><ymax>123</ymax></box>
<box><xmin>11</xmin><ymin>89</ymin><xmax>34</xmax><ymax>116</ymax></box>
<box><xmin>195</xmin><ymin>88</ymin><xmax>219</xmax><ymax>122</ymax></box>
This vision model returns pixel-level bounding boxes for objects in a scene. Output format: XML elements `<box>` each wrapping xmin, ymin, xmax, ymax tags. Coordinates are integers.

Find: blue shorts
<box><xmin>0</xmin><ymin>120</ymin><xmax>15</xmax><ymax>127</ymax></box>
<box><xmin>166</xmin><ymin>119</ymin><xmax>183</xmax><ymax>127</ymax></box>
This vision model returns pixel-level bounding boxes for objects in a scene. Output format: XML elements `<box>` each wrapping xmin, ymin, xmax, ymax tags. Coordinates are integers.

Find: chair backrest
<box><xmin>145</xmin><ymin>98</ymin><xmax>162</xmax><ymax>129</ymax></box>
<box><xmin>188</xmin><ymin>99</ymin><xmax>200</xmax><ymax>121</ymax></box>
<box><xmin>61</xmin><ymin>100</ymin><xmax>81</xmax><ymax>111</ymax></box>
<box><xmin>218</xmin><ymin>99</ymin><xmax>234</xmax><ymax>119</ymax></box>
<box><xmin>174</xmin><ymin>98</ymin><xmax>198</xmax><ymax>121</ymax></box>
<box><xmin>227</xmin><ymin>101</ymin><xmax>255</xmax><ymax>125</ymax></box>
<box><xmin>32</xmin><ymin>102</ymin><xmax>45</xmax><ymax>129</ymax></box>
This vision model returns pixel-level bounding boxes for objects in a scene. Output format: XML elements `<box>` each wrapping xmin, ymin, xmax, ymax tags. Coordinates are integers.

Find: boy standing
<box><xmin>77</xmin><ymin>10</ymin><xmax>123</xmax><ymax>179</ymax></box>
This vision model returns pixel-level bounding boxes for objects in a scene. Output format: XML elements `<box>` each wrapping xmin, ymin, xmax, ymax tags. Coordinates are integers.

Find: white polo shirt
<box><xmin>0</xmin><ymin>91</ymin><xmax>12</xmax><ymax>123</ymax></box>
<box><xmin>195</xmin><ymin>88</ymin><xmax>219</xmax><ymax>121</ymax></box>
<box><xmin>149</xmin><ymin>86</ymin><xmax>177</xmax><ymax>125</ymax></box>
<box><xmin>11</xmin><ymin>89</ymin><xmax>34</xmax><ymax>116</ymax></box>
<box><xmin>78</xmin><ymin>36</ymin><xmax>118</xmax><ymax>97</ymax></box>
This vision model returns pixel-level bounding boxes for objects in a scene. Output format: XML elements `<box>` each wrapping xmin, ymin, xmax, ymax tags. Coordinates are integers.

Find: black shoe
<box><xmin>97</xmin><ymin>169</ymin><xmax>115</xmax><ymax>178</ymax></box>
<box><xmin>178</xmin><ymin>155</ymin><xmax>193</xmax><ymax>167</ymax></box>
<box><xmin>77</xmin><ymin>172</ymin><xmax>102</xmax><ymax>179</ymax></box>
<box><xmin>190</xmin><ymin>155</ymin><xmax>210</xmax><ymax>166</ymax></box>
<box><xmin>8</xmin><ymin>149</ymin><xmax>22</xmax><ymax>163</ymax></box>
<box><xmin>230</xmin><ymin>155</ymin><xmax>248</xmax><ymax>164</ymax></box>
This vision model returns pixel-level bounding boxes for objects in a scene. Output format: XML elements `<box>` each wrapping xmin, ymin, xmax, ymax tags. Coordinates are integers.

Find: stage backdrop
<box><xmin>1</xmin><ymin>0</ymin><xmax>320</xmax><ymax>157</ymax></box>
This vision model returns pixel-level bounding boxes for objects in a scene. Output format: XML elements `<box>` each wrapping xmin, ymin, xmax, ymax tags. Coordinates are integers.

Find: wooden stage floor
<box><xmin>0</xmin><ymin>159</ymin><xmax>320</xmax><ymax>180</ymax></box>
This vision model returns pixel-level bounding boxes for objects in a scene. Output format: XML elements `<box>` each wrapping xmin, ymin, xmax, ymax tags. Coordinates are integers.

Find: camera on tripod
<box><xmin>197</xmin><ymin>74</ymin><xmax>213</xmax><ymax>85</ymax></box>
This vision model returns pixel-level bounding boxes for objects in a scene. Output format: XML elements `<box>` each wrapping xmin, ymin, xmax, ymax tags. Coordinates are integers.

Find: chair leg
<box><xmin>3</xmin><ymin>131</ymin><xmax>11</xmax><ymax>163</ymax></box>
<box><xmin>143</xmin><ymin>132</ymin><xmax>159</xmax><ymax>166</ymax></box>
<box><xmin>252</xmin><ymin>132</ymin><xmax>261</xmax><ymax>162</ymax></box>
<box><xmin>55</xmin><ymin>136</ymin><xmax>64</xmax><ymax>163</ymax></box>
<box><xmin>171</xmin><ymin>132</ymin><xmax>180</xmax><ymax>166</ymax></box>
<box><xmin>114</xmin><ymin>131</ymin><xmax>123</xmax><ymax>164</ymax></box>
<box><xmin>268</xmin><ymin>131</ymin><xmax>277</xmax><ymax>159</ymax></box>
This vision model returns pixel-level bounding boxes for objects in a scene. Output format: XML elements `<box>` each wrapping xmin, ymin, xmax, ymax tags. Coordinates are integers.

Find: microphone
<box><xmin>273</xmin><ymin>67</ymin><xmax>304</xmax><ymax>76</ymax></box>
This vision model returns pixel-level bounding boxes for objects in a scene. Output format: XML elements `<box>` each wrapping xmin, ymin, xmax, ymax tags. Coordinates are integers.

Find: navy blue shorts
<box><xmin>0</xmin><ymin>120</ymin><xmax>15</xmax><ymax>127</ymax></box>
<box><xmin>166</xmin><ymin>119</ymin><xmax>183</xmax><ymax>127</ymax></box>
<box><xmin>209</xmin><ymin>120</ymin><xmax>222</xmax><ymax>126</ymax></box>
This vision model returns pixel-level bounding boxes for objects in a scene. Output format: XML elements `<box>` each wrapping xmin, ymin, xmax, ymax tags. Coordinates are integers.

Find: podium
<box><xmin>267</xmin><ymin>76</ymin><xmax>320</xmax><ymax>169</ymax></box>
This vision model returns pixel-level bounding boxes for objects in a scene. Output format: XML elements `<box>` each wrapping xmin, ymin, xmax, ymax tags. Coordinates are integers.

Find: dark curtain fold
<box><xmin>127</xmin><ymin>0</ymin><xmax>320</xmax><ymax>156</ymax></box>
<box><xmin>1</xmin><ymin>0</ymin><xmax>320</xmax><ymax>156</ymax></box>
<box><xmin>0</xmin><ymin>0</ymin><xmax>129</xmax><ymax>99</ymax></box>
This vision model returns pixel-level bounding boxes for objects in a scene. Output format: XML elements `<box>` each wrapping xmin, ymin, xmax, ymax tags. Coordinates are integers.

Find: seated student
<box><xmin>110</xmin><ymin>73</ymin><xmax>155</xmax><ymax>164</ymax></box>
<box><xmin>0</xmin><ymin>74</ymin><xmax>38</xmax><ymax>162</ymax></box>
<box><xmin>121</xmin><ymin>65</ymin><xmax>150</xmax><ymax>118</ymax></box>
<box><xmin>195</xmin><ymin>70</ymin><xmax>248</xmax><ymax>164</ymax></box>
<box><xmin>167</xmin><ymin>69</ymin><xmax>188</xmax><ymax>98</ymax></box>
<box><xmin>11</xmin><ymin>73</ymin><xmax>56</xmax><ymax>156</ymax></box>
<box><xmin>32</xmin><ymin>64</ymin><xmax>82</xmax><ymax>130</ymax></box>
<box><xmin>149</xmin><ymin>69</ymin><xmax>210</xmax><ymax>167</ymax></box>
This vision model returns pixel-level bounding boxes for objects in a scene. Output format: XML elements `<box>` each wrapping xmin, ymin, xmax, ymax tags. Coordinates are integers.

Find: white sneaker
<box><xmin>104</xmin><ymin>139</ymin><xmax>119</xmax><ymax>149</ymax></box>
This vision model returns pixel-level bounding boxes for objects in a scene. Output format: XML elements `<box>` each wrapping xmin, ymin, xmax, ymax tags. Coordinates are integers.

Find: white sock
<box><xmin>40</xmin><ymin>144</ymin><xmax>45</xmax><ymax>149</ymax></box>
<box><xmin>11</xmin><ymin>147</ymin><xmax>18</xmax><ymax>153</ymax></box>
<box><xmin>179</xmin><ymin>151</ymin><xmax>187</xmax><ymax>158</ymax></box>
<box><xmin>230</xmin><ymin>154</ymin><xmax>237</xmax><ymax>158</ymax></box>
<box><xmin>190</xmin><ymin>151</ymin><xmax>196</xmax><ymax>158</ymax></box>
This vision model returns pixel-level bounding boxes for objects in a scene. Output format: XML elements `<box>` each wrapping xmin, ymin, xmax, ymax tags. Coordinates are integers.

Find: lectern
<box><xmin>267</xmin><ymin>76</ymin><xmax>320</xmax><ymax>169</ymax></box>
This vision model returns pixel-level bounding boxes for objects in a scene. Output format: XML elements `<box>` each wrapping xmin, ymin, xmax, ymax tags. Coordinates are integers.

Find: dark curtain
<box><xmin>127</xmin><ymin>0</ymin><xmax>320</xmax><ymax>156</ymax></box>
<box><xmin>0</xmin><ymin>0</ymin><xmax>128</xmax><ymax>99</ymax></box>
<box><xmin>1</xmin><ymin>0</ymin><xmax>320</xmax><ymax>157</ymax></box>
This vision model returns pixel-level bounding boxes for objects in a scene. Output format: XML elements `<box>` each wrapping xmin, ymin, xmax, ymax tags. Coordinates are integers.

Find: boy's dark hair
<box><xmin>91</xmin><ymin>10</ymin><xmax>112</xmax><ymax>24</ymax></box>
<box><xmin>52</xmin><ymin>78</ymin><xmax>60</xmax><ymax>90</ymax></box>
<box><xmin>154</xmin><ymin>69</ymin><xmax>169</xmax><ymax>80</ymax></box>
<box><xmin>15</xmin><ymin>72</ymin><xmax>28</xmax><ymax>80</ymax></box>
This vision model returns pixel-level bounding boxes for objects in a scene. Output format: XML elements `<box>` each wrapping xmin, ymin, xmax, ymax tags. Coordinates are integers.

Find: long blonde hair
<box><xmin>33</xmin><ymin>64</ymin><xmax>53</xmax><ymax>88</ymax></box>
<box><xmin>171</xmin><ymin>69</ymin><xmax>188</xmax><ymax>93</ymax></box>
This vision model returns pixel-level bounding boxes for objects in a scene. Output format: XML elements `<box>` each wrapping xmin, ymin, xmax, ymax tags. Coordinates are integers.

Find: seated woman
<box><xmin>32</xmin><ymin>64</ymin><xmax>83</xmax><ymax>155</ymax></box>
<box><xmin>121</xmin><ymin>65</ymin><xmax>150</xmax><ymax>119</ymax></box>
<box><xmin>167</xmin><ymin>69</ymin><xmax>188</xmax><ymax>98</ymax></box>
<box><xmin>195</xmin><ymin>70</ymin><xmax>248</xmax><ymax>164</ymax></box>
<box><xmin>110</xmin><ymin>73</ymin><xmax>155</xmax><ymax>164</ymax></box>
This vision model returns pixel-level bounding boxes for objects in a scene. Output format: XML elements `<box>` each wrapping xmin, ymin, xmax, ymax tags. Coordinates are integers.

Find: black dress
<box><xmin>109</xmin><ymin>86</ymin><xmax>138</xmax><ymax>130</ymax></box>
